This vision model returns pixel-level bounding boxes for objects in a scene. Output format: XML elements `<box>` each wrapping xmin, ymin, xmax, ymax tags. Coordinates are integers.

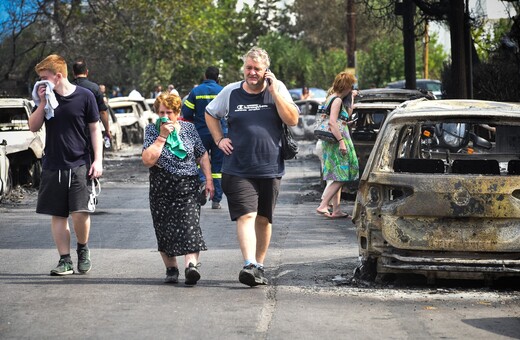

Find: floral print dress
<box><xmin>143</xmin><ymin>121</ymin><xmax>208</xmax><ymax>257</ymax></box>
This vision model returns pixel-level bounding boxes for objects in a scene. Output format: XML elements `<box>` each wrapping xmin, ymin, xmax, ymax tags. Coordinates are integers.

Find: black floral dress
<box><xmin>143</xmin><ymin>121</ymin><xmax>208</xmax><ymax>257</ymax></box>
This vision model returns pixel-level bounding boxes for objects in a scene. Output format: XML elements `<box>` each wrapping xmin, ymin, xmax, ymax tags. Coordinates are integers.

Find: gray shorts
<box><xmin>36</xmin><ymin>165</ymin><xmax>95</xmax><ymax>217</ymax></box>
<box><xmin>221</xmin><ymin>173</ymin><xmax>281</xmax><ymax>223</ymax></box>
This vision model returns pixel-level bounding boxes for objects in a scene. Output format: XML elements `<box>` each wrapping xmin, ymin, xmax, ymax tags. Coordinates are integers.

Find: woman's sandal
<box><xmin>324</xmin><ymin>212</ymin><xmax>350</xmax><ymax>219</ymax></box>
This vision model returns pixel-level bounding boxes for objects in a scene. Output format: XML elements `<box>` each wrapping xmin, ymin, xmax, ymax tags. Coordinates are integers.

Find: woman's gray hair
<box><xmin>242</xmin><ymin>46</ymin><xmax>270</xmax><ymax>68</ymax></box>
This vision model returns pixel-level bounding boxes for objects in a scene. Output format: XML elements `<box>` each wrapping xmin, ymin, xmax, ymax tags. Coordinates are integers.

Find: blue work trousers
<box><xmin>199</xmin><ymin>133</ymin><xmax>224</xmax><ymax>202</ymax></box>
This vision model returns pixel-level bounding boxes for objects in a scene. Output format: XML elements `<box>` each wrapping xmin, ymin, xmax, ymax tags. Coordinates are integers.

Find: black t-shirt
<box><xmin>71</xmin><ymin>77</ymin><xmax>108</xmax><ymax>112</ymax></box>
<box><xmin>42</xmin><ymin>86</ymin><xmax>100</xmax><ymax>170</ymax></box>
<box><xmin>206</xmin><ymin>81</ymin><xmax>298</xmax><ymax>178</ymax></box>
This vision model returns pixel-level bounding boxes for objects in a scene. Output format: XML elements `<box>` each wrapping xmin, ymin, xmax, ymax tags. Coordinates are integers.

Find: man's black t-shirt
<box><xmin>71</xmin><ymin>77</ymin><xmax>108</xmax><ymax>112</ymax></box>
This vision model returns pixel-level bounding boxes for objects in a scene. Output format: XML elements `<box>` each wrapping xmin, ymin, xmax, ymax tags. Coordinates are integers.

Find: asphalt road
<box><xmin>0</xmin><ymin>141</ymin><xmax>519</xmax><ymax>339</ymax></box>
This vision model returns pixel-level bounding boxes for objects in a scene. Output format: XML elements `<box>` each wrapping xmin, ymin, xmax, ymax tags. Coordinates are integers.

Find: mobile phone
<box><xmin>265</xmin><ymin>68</ymin><xmax>272</xmax><ymax>85</ymax></box>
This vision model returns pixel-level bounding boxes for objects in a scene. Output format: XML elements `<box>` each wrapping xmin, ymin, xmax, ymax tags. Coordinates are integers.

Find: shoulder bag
<box><xmin>313</xmin><ymin>96</ymin><xmax>344</xmax><ymax>143</ymax></box>
<box><xmin>281</xmin><ymin>123</ymin><xmax>299</xmax><ymax>160</ymax></box>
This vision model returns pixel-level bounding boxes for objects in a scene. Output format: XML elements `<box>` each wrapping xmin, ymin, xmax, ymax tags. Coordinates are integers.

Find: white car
<box><xmin>0</xmin><ymin>98</ymin><xmax>45</xmax><ymax>187</ymax></box>
<box><xmin>108</xmin><ymin>100</ymin><xmax>147</xmax><ymax>144</ymax></box>
<box><xmin>110</xmin><ymin>95</ymin><xmax>158</xmax><ymax>125</ymax></box>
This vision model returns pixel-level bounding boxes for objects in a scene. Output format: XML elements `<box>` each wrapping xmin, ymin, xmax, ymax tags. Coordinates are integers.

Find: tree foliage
<box><xmin>0</xmin><ymin>0</ymin><xmax>516</xmax><ymax>99</ymax></box>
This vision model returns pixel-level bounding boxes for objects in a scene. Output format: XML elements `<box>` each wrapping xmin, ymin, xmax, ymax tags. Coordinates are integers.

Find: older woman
<box><xmin>316</xmin><ymin>71</ymin><xmax>359</xmax><ymax>219</ymax></box>
<box><xmin>142</xmin><ymin>92</ymin><xmax>214</xmax><ymax>285</ymax></box>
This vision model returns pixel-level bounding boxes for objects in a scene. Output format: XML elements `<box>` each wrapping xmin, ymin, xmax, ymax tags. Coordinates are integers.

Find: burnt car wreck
<box><xmin>352</xmin><ymin>99</ymin><xmax>520</xmax><ymax>283</ymax></box>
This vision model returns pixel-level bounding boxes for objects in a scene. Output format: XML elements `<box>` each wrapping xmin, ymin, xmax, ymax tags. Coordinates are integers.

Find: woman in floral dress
<box><xmin>142</xmin><ymin>92</ymin><xmax>214</xmax><ymax>284</ymax></box>
<box><xmin>316</xmin><ymin>71</ymin><xmax>359</xmax><ymax>218</ymax></box>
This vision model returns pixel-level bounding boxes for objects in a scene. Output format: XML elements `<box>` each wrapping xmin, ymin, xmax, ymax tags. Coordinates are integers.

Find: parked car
<box><xmin>353</xmin><ymin>99</ymin><xmax>520</xmax><ymax>283</ymax></box>
<box><xmin>101</xmin><ymin>106</ymin><xmax>123</xmax><ymax>151</ymax></box>
<box><xmin>0</xmin><ymin>98</ymin><xmax>45</xmax><ymax>187</ymax></box>
<box><xmin>386</xmin><ymin>78</ymin><xmax>443</xmax><ymax>99</ymax></box>
<box><xmin>290</xmin><ymin>98</ymin><xmax>324</xmax><ymax>140</ymax></box>
<box><xmin>107</xmin><ymin>100</ymin><xmax>147</xmax><ymax>144</ymax></box>
<box><xmin>289</xmin><ymin>88</ymin><xmax>327</xmax><ymax>102</ymax></box>
<box><xmin>315</xmin><ymin>88</ymin><xmax>434</xmax><ymax>191</ymax></box>
<box><xmin>0</xmin><ymin>139</ymin><xmax>11</xmax><ymax>201</ymax></box>
<box><xmin>110</xmin><ymin>94</ymin><xmax>158</xmax><ymax>124</ymax></box>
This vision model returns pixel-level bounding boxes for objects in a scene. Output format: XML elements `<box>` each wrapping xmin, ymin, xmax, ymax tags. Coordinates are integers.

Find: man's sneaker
<box><xmin>50</xmin><ymin>259</ymin><xmax>74</xmax><ymax>276</ymax></box>
<box><xmin>164</xmin><ymin>267</ymin><xmax>179</xmax><ymax>284</ymax></box>
<box><xmin>257</xmin><ymin>266</ymin><xmax>269</xmax><ymax>285</ymax></box>
<box><xmin>211</xmin><ymin>201</ymin><xmax>221</xmax><ymax>209</ymax></box>
<box><xmin>239</xmin><ymin>264</ymin><xmax>267</xmax><ymax>287</ymax></box>
<box><xmin>185</xmin><ymin>263</ymin><xmax>201</xmax><ymax>285</ymax></box>
<box><xmin>77</xmin><ymin>248</ymin><xmax>91</xmax><ymax>274</ymax></box>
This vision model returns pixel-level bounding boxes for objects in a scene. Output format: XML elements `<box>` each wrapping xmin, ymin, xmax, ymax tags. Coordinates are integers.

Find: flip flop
<box><xmin>316</xmin><ymin>208</ymin><xmax>330</xmax><ymax>215</ymax></box>
<box><xmin>324</xmin><ymin>212</ymin><xmax>350</xmax><ymax>219</ymax></box>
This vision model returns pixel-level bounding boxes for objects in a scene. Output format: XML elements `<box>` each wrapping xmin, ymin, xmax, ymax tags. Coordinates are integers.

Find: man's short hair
<box><xmin>242</xmin><ymin>47</ymin><xmax>270</xmax><ymax>68</ymax></box>
<box><xmin>72</xmin><ymin>57</ymin><xmax>88</xmax><ymax>76</ymax></box>
<box><xmin>205</xmin><ymin>67</ymin><xmax>219</xmax><ymax>81</ymax></box>
<box><xmin>35</xmin><ymin>54</ymin><xmax>68</xmax><ymax>77</ymax></box>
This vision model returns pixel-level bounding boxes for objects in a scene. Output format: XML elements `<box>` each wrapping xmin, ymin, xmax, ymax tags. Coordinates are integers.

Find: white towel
<box><xmin>32</xmin><ymin>80</ymin><xmax>59</xmax><ymax>120</ymax></box>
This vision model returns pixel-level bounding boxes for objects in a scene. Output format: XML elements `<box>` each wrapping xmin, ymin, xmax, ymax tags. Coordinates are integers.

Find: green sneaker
<box><xmin>77</xmin><ymin>248</ymin><xmax>91</xmax><ymax>274</ymax></box>
<box><xmin>50</xmin><ymin>259</ymin><xmax>74</xmax><ymax>276</ymax></box>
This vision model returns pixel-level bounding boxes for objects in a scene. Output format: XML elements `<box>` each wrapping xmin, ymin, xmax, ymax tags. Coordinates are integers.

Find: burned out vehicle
<box><xmin>107</xmin><ymin>100</ymin><xmax>147</xmax><ymax>144</ymax></box>
<box><xmin>0</xmin><ymin>98</ymin><xmax>44</xmax><ymax>187</ymax></box>
<box><xmin>353</xmin><ymin>99</ymin><xmax>520</xmax><ymax>283</ymax></box>
<box><xmin>291</xmin><ymin>99</ymin><xmax>324</xmax><ymax>140</ymax></box>
<box><xmin>0</xmin><ymin>140</ymin><xmax>11</xmax><ymax>201</ymax></box>
<box><xmin>351</xmin><ymin>88</ymin><xmax>435</xmax><ymax>177</ymax></box>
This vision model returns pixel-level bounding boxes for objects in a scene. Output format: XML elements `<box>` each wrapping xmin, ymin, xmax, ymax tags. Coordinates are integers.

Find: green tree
<box><xmin>357</xmin><ymin>29</ymin><xmax>447</xmax><ymax>88</ymax></box>
<box><xmin>357</xmin><ymin>30</ymin><xmax>405</xmax><ymax>88</ymax></box>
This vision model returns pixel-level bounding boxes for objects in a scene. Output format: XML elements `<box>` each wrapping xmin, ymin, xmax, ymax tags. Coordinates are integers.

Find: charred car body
<box><xmin>107</xmin><ymin>100</ymin><xmax>147</xmax><ymax>144</ymax></box>
<box><xmin>353</xmin><ymin>99</ymin><xmax>520</xmax><ymax>283</ymax></box>
<box><xmin>0</xmin><ymin>140</ymin><xmax>10</xmax><ymax>201</ymax></box>
<box><xmin>0</xmin><ymin>98</ymin><xmax>44</xmax><ymax>188</ymax></box>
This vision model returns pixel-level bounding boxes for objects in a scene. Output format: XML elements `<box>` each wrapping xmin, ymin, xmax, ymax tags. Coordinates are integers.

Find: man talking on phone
<box><xmin>205</xmin><ymin>47</ymin><xmax>299</xmax><ymax>287</ymax></box>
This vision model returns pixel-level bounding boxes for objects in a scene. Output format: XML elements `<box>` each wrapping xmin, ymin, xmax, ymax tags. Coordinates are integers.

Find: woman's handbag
<box><xmin>313</xmin><ymin>96</ymin><xmax>341</xmax><ymax>143</ymax></box>
<box><xmin>281</xmin><ymin>123</ymin><xmax>299</xmax><ymax>160</ymax></box>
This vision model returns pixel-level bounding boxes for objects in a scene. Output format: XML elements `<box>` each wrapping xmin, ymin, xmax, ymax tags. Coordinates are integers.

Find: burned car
<box><xmin>108</xmin><ymin>100</ymin><xmax>147</xmax><ymax>144</ymax></box>
<box><xmin>351</xmin><ymin>88</ymin><xmax>435</xmax><ymax>176</ymax></box>
<box><xmin>101</xmin><ymin>106</ymin><xmax>123</xmax><ymax>151</ymax></box>
<box><xmin>353</xmin><ymin>99</ymin><xmax>520</xmax><ymax>283</ymax></box>
<box><xmin>0</xmin><ymin>139</ymin><xmax>11</xmax><ymax>201</ymax></box>
<box><xmin>291</xmin><ymin>98</ymin><xmax>324</xmax><ymax>140</ymax></box>
<box><xmin>0</xmin><ymin>98</ymin><xmax>45</xmax><ymax>187</ymax></box>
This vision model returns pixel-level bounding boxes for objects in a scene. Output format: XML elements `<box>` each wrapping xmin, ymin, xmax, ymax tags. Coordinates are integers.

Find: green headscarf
<box><xmin>155</xmin><ymin>116</ymin><xmax>187</xmax><ymax>159</ymax></box>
